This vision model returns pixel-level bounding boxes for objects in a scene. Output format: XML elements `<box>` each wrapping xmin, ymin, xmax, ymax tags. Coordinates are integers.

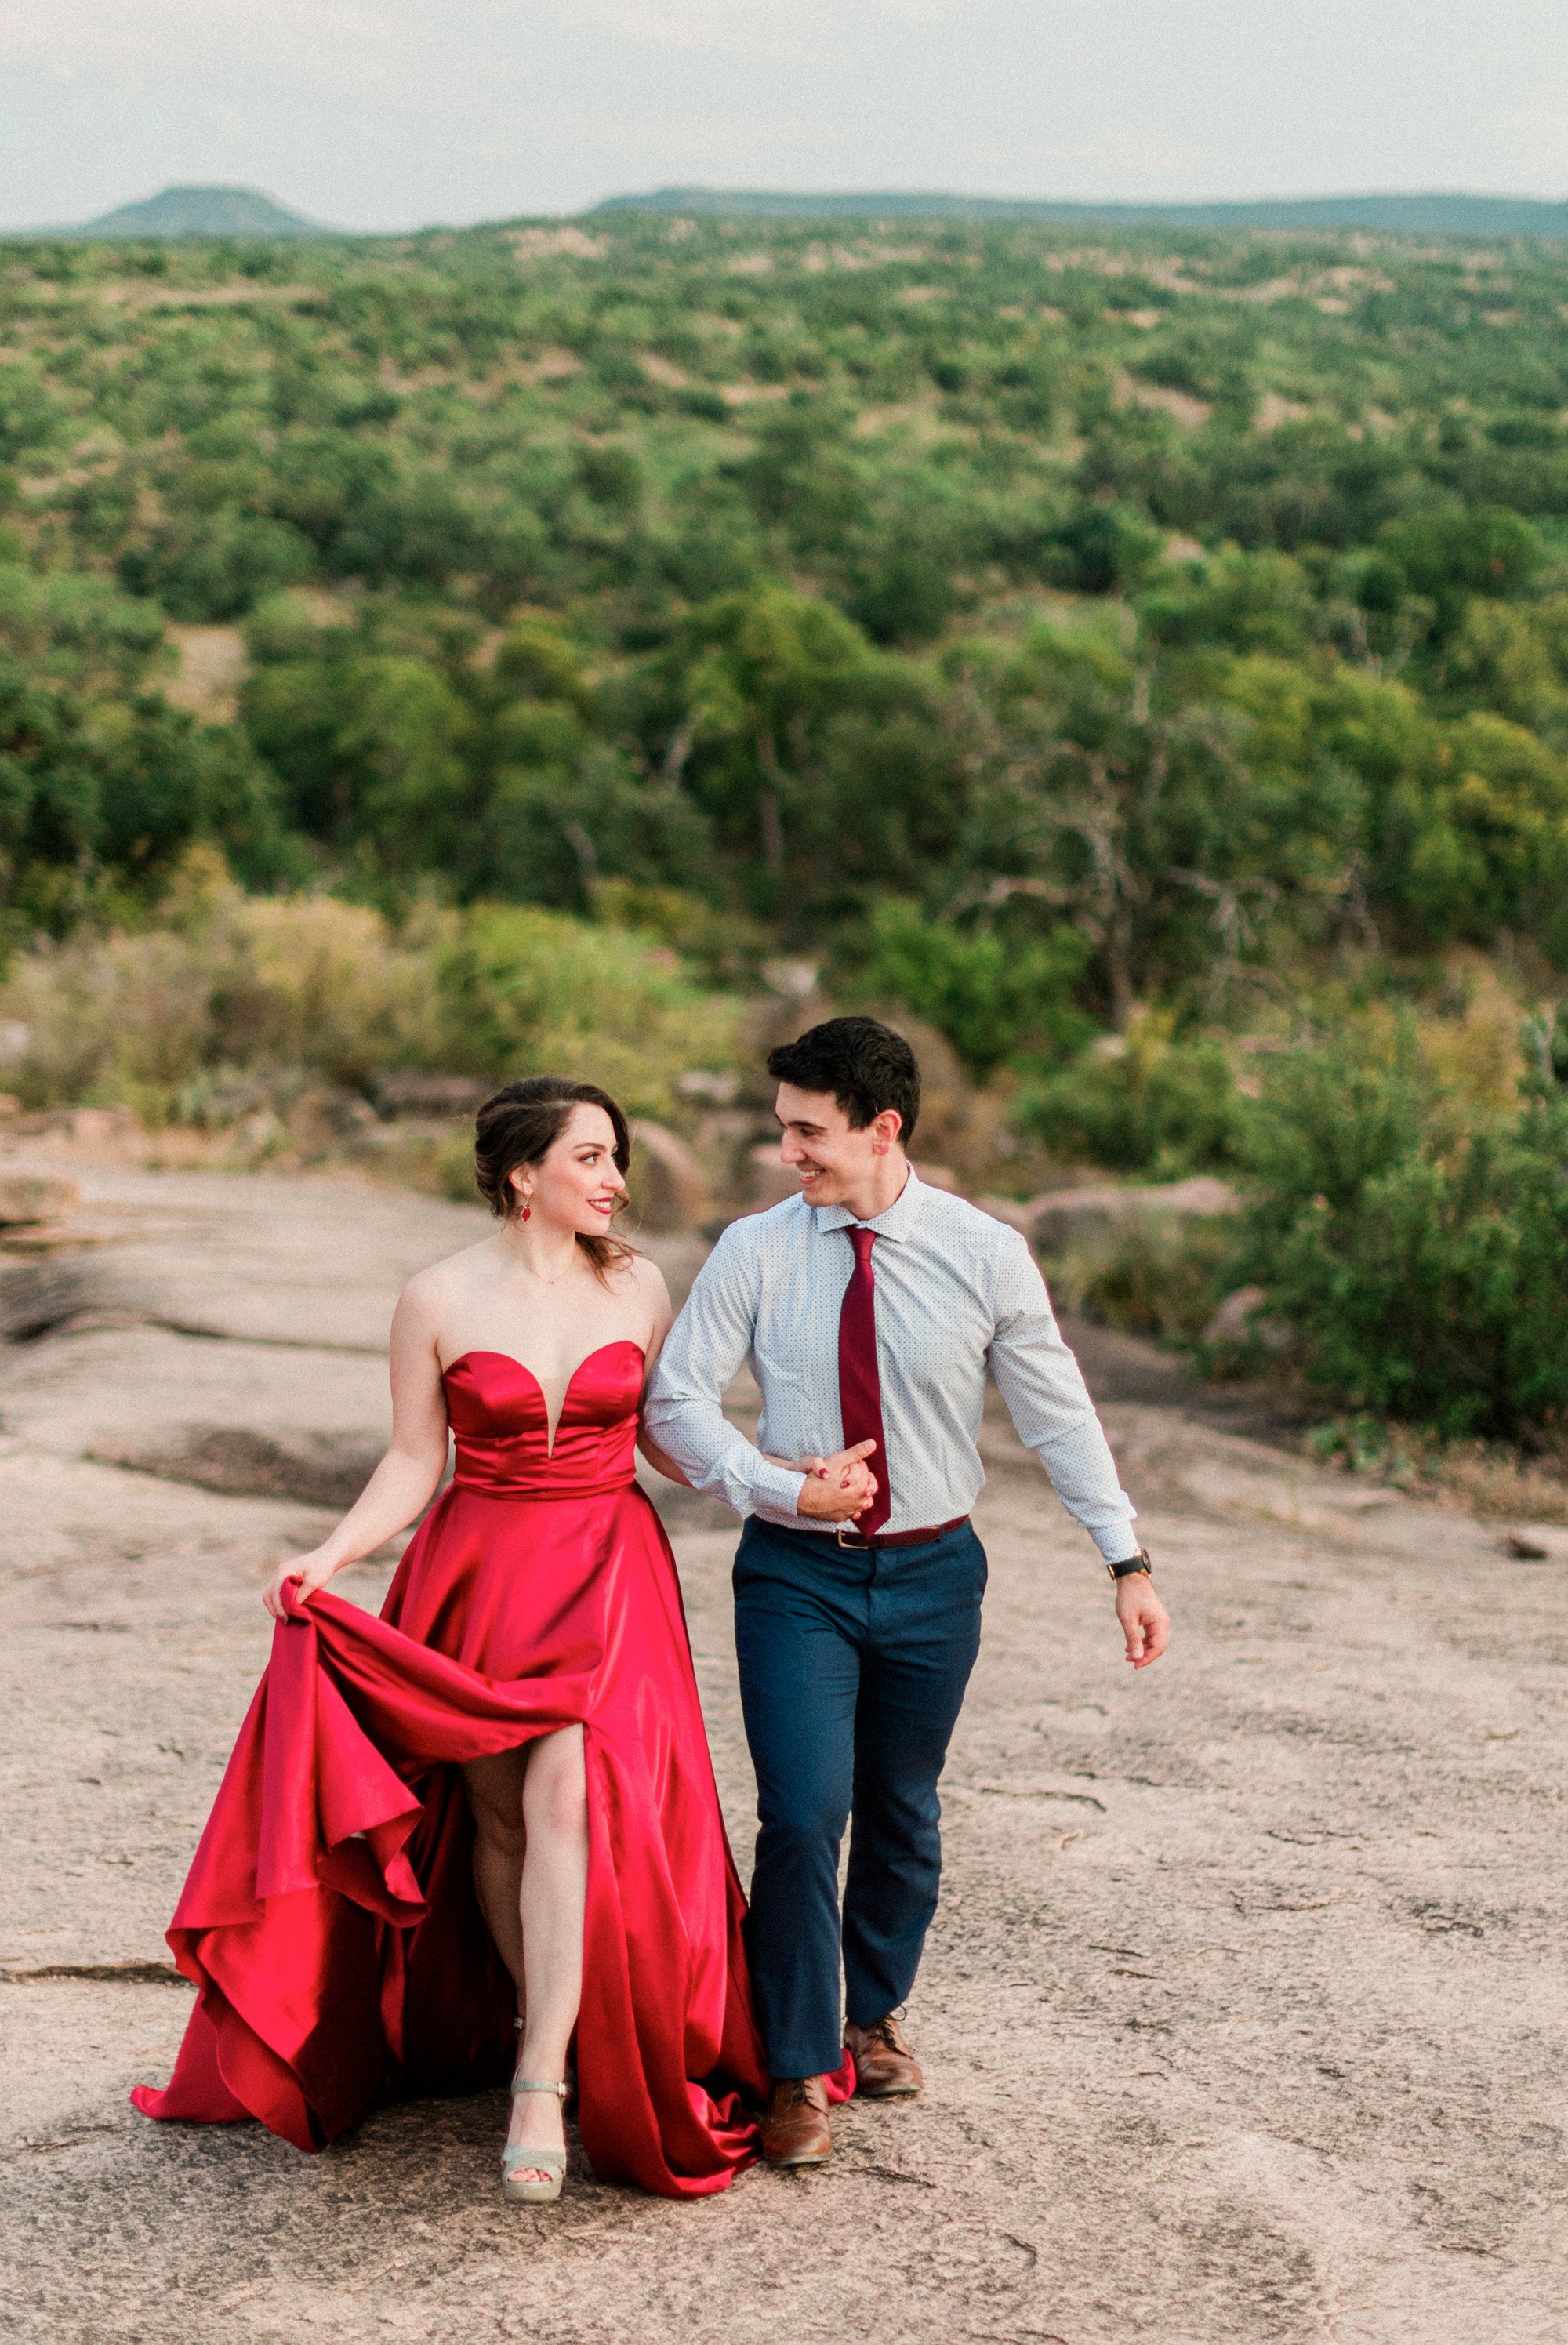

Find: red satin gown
<box><xmin>132</xmin><ymin>1341</ymin><xmax>774</xmax><ymax>2197</ymax></box>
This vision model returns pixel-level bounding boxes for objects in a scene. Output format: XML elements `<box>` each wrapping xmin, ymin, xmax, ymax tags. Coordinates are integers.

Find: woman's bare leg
<box><xmin>464</xmin><ymin>1726</ymin><xmax>588</xmax><ymax>2180</ymax></box>
<box><xmin>464</xmin><ymin>1747</ymin><xmax>528</xmax><ymax>1997</ymax></box>
<box><xmin>510</xmin><ymin>1725</ymin><xmax>588</xmax><ymax>2165</ymax></box>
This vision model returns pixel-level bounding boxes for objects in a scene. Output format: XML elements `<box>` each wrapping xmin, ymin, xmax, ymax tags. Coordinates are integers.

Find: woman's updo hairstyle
<box><xmin>473</xmin><ymin>1075</ymin><xmax>633</xmax><ymax>1280</ymax></box>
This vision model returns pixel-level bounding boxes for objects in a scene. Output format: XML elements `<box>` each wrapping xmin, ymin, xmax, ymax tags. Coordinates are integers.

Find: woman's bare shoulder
<box><xmin>619</xmin><ymin>1247</ymin><xmax>673</xmax><ymax>1309</ymax></box>
<box><xmin>400</xmin><ymin>1237</ymin><xmax>495</xmax><ymax>1316</ymax></box>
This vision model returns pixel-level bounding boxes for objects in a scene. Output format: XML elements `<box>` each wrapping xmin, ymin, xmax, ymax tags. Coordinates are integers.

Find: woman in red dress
<box><xmin>133</xmin><ymin>1076</ymin><xmax>815</xmax><ymax>2201</ymax></box>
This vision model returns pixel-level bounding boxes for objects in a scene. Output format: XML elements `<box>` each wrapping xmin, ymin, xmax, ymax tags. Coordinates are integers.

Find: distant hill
<box><xmin>47</xmin><ymin>186</ymin><xmax>332</xmax><ymax>240</ymax></box>
<box><xmin>592</xmin><ymin>187</ymin><xmax>1568</xmax><ymax>240</ymax></box>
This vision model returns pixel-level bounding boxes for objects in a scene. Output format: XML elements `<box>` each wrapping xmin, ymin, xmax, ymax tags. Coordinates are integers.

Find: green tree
<box><xmin>859</xmin><ymin>897</ymin><xmax>1091</xmax><ymax>1076</ymax></box>
<box><xmin>1377</xmin><ymin>504</ymin><xmax>1544</xmax><ymax>641</ymax></box>
<box><xmin>242</xmin><ymin>650</ymin><xmax>469</xmax><ymax>868</ymax></box>
<box><xmin>667</xmin><ymin>583</ymin><xmax>884</xmax><ymax>896</ymax></box>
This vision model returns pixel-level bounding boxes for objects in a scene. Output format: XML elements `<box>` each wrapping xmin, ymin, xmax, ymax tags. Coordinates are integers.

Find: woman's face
<box><xmin>510</xmin><ymin>1103</ymin><xmax>626</xmax><ymax>1234</ymax></box>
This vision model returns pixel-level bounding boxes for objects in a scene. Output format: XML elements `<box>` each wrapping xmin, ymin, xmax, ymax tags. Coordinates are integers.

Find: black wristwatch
<box><xmin>1107</xmin><ymin>1548</ymin><xmax>1152</xmax><ymax>1581</ymax></box>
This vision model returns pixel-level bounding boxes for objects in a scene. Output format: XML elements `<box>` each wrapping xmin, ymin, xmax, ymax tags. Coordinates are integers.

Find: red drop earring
<box><xmin>521</xmin><ymin>1199</ymin><xmax>532</xmax><ymax>1222</ymax></box>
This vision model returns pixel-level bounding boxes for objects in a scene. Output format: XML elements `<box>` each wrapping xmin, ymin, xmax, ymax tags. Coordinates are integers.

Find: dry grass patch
<box><xmin>1309</xmin><ymin>1418</ymin><xmax>1568</xmax><ymax>1527</ymax></box>
<box><xmin>162</xmin><ymin>626</ymin><xmax>248</xmax><ymax>722</ymax></box>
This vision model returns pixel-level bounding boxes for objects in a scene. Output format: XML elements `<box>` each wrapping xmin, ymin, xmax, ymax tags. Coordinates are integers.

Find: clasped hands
<box><xmin>792</xmin><ymin>1438</ymin><xmax>879</xmax><ymax>1523</ymax></box>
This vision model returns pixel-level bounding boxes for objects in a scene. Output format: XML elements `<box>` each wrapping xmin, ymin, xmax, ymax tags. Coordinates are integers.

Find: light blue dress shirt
<box><xmin>644</xmin><ymin>1168</ymin><xmax>1139</xmax><ymax>1562</ymax></box>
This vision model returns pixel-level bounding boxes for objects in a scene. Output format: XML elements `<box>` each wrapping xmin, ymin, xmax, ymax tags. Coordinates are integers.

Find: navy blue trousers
<box><xmin>732</xmin><ymin>1516</ymin><xmax>986</xmax><ymax>2079</ymax></box>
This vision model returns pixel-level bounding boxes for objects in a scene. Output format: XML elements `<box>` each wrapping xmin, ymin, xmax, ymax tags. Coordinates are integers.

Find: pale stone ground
<box><xmin>1</xmin><ymin>1156</ymin><xmax>1566</xmax><ymax>2345</ymax></box>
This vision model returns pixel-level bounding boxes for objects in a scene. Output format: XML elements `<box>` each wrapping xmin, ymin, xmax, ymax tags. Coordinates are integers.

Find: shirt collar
<box><xmin>814</xmin><ymin>1163</ymin><xmax>923</xmax><ymax>1243</ymax></box>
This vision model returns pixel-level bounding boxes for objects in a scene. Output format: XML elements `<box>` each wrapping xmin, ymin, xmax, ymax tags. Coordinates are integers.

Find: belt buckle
<box><xmin>836</xmin><ymin>1525</ymin><xmax>872</xmax><ymax>1550</ymax></box>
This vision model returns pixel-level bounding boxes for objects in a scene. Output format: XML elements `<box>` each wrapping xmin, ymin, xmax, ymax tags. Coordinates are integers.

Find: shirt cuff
<box><xmin>746</xmin><ymin>1459</ymin><xmax>808</xmax><ymax>1519</ymax></box>
<box><xmin>1088</xmin><ymin>1517</ymin><xmax>1141</xmax><ymax>1565</ymax></box>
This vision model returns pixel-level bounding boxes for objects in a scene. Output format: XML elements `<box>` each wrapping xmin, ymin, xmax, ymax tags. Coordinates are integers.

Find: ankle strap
<box><xmin>512</xmin><ymin>2077</ymin><xmax>569</xmax><ymax>2097</ymax></box>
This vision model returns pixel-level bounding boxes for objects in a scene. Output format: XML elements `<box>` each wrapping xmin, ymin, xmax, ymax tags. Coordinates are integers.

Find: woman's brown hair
<box><xmin>472</xmin><ymin>1076</ymin><xmax>635</xmax><ymax>1282</ymax></box>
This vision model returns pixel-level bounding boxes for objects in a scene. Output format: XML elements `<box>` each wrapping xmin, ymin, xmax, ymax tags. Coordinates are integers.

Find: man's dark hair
<box><xmin>768</xmin><ymin>1016</ymin><xmax>920</xmax><ymax>1145</ymax></box>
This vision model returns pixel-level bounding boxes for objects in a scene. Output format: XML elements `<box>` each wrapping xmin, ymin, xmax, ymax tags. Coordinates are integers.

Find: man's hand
<box><xmin>795</xmin><ymin>1439</ymin><xmax>879</xmax><ymax>1523</ymax></box>
<box><xmin>1116</xmin><ymin>1574</ymin><xmax>1170</xmax><ymax>1670</ymax></box>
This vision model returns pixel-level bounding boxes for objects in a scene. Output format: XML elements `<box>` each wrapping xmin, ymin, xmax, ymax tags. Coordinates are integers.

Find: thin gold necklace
<box><xmin>506</xmin><ymin>1240</ymin><xmax>582</xmax><ymax>1288</ymax></box>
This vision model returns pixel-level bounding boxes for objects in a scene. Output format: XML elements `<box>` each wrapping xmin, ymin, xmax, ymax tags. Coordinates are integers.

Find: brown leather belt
<box><xmin>833</xmin><ymin>1515</ymin><xmax>970</xmax><ymax>1552</ymax></box>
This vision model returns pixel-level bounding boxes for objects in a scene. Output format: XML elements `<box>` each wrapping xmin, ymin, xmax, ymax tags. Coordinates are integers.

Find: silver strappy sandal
<box><xmin>502</xmin><ymin>2075</ymin><xmax>569</xmax><ymax>2204</ymax></box>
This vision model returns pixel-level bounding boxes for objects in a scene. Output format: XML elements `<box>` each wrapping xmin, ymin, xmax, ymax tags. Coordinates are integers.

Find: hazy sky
<box><xmin>0</xmin><ymin>0</ymin><xmax>1563</xmax><ymax>231</ymax></box>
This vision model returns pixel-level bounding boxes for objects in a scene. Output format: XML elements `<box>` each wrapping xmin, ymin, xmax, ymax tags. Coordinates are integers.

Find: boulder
<box><xmin>372</xmin><ymin>1072</ymin><xmax>488</xmax><ymax>1120</ymax></box>
<box><xmin>1031</xmin><ymin>1176</ymin><xmax>1239</xmax><ymax>1256</ymax></box>
<box><xmin>1503</xmin><ymin>1525</ymin><xmax>1568</xmax><ymax>1563</ymax></box>
<box><xmin>74</xmin><ymin>1105</ymin><xmax>140</xmax><ymax>1145</ymax></box>
<box><xmin>287</xmin><ymin>1088</ymin><xmax>380</xmax><ymax>1154</ymax></box>
<box><xmin>15</xmin><ymin>1105</ymin><xmax>141</xmax><ymax>1148</ymax></box>
<box><xmin>0</xmin><ymin>1172</ymin><xmax>79</xmax><ymax>1227</ymax></box>
<box><xmin>1202</xmin><ymin>1284</ymin><xmax>1290</xmax><ymax>1353</ymax></box>
<box><xmin>629</xmin><ymin>1120</ymin><xmax>712</xmax><ymax>1232</ymax></box>
<box><xmin>676</xmin><ymin>1069</ymin><xmax>741</xmax><ymax>1105</ymax></box>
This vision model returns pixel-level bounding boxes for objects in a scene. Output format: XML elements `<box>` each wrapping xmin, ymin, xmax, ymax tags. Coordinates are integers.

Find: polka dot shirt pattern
<box><xmin>644</xmin><ymin>1169</ymin><xmax>1138</xmax><ymax>1563</ymax></box>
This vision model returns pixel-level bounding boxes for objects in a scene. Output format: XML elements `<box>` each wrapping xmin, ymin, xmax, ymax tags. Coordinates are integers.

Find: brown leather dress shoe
<box><xmin>760</xmin><ymin>2075</ymin><xmax>833</xmax><ymax>2167</ymax></box>
<box><xmin>844</xmin><ymin>2013</ymin><xmax>924</xmax><ymax>2099</ymax></box>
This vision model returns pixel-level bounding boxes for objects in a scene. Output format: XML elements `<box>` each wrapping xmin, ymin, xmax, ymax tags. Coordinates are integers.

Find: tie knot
<box><xmin>849</xmin><ymin>1225</ymin><xmax>876</xmax><ymax>1264</ymax></box>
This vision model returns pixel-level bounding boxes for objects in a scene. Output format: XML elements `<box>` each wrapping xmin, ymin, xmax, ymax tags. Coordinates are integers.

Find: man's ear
<box><xmin>870</xmin><ymin>1108</ymin><xmax>904</xmax><ymax>1156</ymax></box>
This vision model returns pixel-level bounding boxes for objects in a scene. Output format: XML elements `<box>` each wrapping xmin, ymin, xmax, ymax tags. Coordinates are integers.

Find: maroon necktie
<box><xmin>837</xmin><ymin>1225</ymin><xmax>891</xmax><ymax>1536</ymax></box>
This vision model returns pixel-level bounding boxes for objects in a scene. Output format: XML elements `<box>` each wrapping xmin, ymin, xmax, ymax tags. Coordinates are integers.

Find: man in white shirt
<box><xmin>645</xmin><ymin>1017</ymin><xmax>1169</xmax><ymax>2168</ymax></box>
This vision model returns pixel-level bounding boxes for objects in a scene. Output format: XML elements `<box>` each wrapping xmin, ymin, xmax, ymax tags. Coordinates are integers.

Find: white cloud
<box><xmin>0</xmin><ymin>0</ymin><xmax>408</xmax><ymax>78</ymax></box>
<box><xmin>554</xmin><ymin>0</ymin><xmax>967</xmax><ymax>56</ymax></box>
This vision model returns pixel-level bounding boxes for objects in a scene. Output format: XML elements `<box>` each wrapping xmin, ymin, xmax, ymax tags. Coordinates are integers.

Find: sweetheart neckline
<box><xmin>441</xmin><ymin>1338</ymin><xmax>647</xmax><ymax>1384</ymax></box>
<box><xmin>440</xmin><ymin>1340</ymin><xmax>647</xmax><ymax>1461</ymax></box>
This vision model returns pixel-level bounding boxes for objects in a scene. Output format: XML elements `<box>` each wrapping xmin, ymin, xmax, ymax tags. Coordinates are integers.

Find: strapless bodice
<box><xmin>441</xmin><ymin>1341</ymin><xmax>644</xmax><ymax>1500</ymax></box>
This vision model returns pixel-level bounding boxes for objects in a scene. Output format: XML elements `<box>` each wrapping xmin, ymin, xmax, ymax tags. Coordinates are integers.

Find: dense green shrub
<box><xmin>858</xmin><ymin>899</ymin><xmax>1090</xmax><ymax>1076</ymax></box>
<box><xmin>1377</xmin><ymin>504</ymin><xmax>1545</xmax><ymax>641</ymax></box>
<box><xmin>1048</xmin><ymin>1214</ymin><xmax>1238</xmax><ymax>1343</ymax></box>
<box><xmin>1237</xmin><ymin>1036</ymin><xmax>1568</xmax><ymax>1437</ymax></box>
<box><xmin>433</xmin><ymin>904</ymin><xmax>741</xmax><ymax>1118</ymax></box>
<box><xmin>120</xmin><ymin>513</ymin><xmax>315</xmax><ymax>622</ymax></box>
<box><xmin>0</xmin><ymin>859</ymin><xmax>742</xmax><ymax>1125</ymax></box>
<box><xmin>1015</xmin><ymin>1015</ymin><xmax>1242</xmax><ymax>1174</ymax></box>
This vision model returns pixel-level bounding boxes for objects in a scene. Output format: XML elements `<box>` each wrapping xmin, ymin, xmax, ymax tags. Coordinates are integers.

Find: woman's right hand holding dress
<box><xmin>261</xmin><ymin>1285</ymin><xmax>455</xmax><ymax>1619</ymax></box>
<box><xmin>263</xmin><ymin>1544</ymin><xmax>343</xmax><ymax>1618</ymax></box>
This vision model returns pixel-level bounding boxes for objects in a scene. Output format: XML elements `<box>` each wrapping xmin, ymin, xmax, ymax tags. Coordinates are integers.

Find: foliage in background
<box><xmin>3</xmin><ymin>217</ymin><xmax>1568</xmax><ymax>1026</ymax></box>
<box><xmin>855</xmin><ymin>898</ymin><xmax>1091</xmax><ymax>1076</ymax></box>
<box><xmin>1014</xmin><ymin>1009</ymin><xmax>1243</xmax><ymax>1175</ymax></box>
<box><xmin>0</xmin><ymin>562</ymin><xmax>301</xmax><ymax>936</ymax></box>
<box><xmin>8</xmin><ymin>215</ymin><xmax>1568</xmax><ymax>1450</ymax></box>
<box><xmin>434</xmin><ymin>902</ymin><xmax>739</xmax><ymax>1118</ymax></box>
<box><xmin>0</xmin><ymin>850</ymin><xmax>739</xmax><ymax>1126</ymax></box>
<box><xmin>1235</xmin><ymin>1029</ymin><xmax>1568</xmax><ymax>1439</ymax></box>
<box><xmin>1047</xmin><ymin>1213</ymin><xmax>1237</xmax><ymax>1344</ymax></box>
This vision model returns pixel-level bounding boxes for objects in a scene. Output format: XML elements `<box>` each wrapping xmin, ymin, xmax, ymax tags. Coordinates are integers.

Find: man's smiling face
<box><xmin>774</xmin><ymin>1082</ymin><xmax>898</xmax><ymax>1211</ymax></box>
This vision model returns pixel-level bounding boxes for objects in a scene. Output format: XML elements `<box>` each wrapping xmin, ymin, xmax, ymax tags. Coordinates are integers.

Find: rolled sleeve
<box><xmin>644</xmin><ymin>1227</ymin><xmax>807</xmax><ymax>1523</ymax></box>
<box><xmin>986</xmin><ymin>1233</ymin><xmax>1138</xmax><ymax>1563</ymax></box>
